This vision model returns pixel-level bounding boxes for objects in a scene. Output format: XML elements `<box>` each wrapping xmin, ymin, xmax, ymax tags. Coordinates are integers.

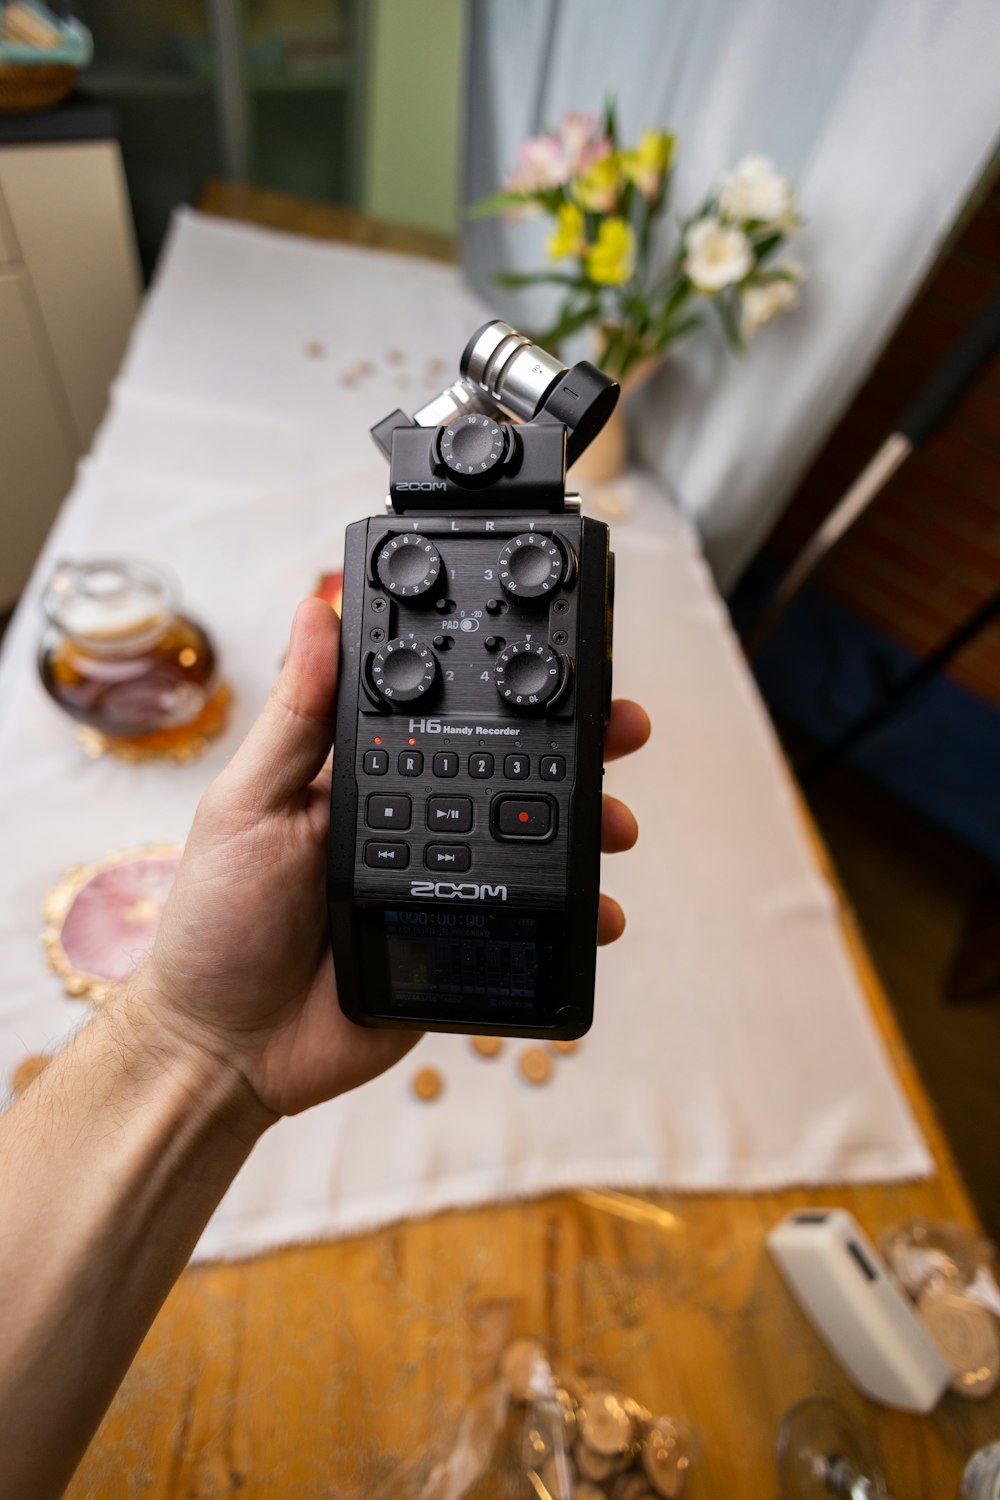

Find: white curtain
<box><xmin>460</xmin><ymin>0</ymin><xmax>1000</xmax><ymax>590</ymax></box>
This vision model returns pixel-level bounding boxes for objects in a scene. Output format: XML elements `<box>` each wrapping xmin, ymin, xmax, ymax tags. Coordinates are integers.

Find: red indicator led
<box><xmin>408</xmin><ymin>737</ymin><xmax>416</xmax><ymax>745</ymax></box>
<box><xmin>518</xmin><ymin>811</ymin><xmax>529</xmax><ymax>823</ymax></box>
<box><xmin>373</xmin><ymin>736</ymin><xmax>382</xmax><ymax>745</ymax></box>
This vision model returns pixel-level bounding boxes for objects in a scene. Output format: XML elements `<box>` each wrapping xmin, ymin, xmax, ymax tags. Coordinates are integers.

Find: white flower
<box><xmin>683</xmin><ymin>217</ymin><xmax>753</xmax><ymax>292</ymax></box>
<box><xmin>740</xmin><ymin>279</ymin><xmax>800</xmax><ymax>336</ymax></box>
<box><xmin>719</xmin><ymin>155</ymin><xmax>797</xmax><ymax>228</ymax></box>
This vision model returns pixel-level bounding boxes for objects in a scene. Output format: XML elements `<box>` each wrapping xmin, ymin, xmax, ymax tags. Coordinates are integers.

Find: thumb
<box><xmin>226</xmin><ymin>598</ymin><xmax>340</xmax><ymax>810</ymax></box>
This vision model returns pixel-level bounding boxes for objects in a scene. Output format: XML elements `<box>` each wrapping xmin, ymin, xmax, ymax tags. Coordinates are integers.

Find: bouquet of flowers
<box><xmin>473</xmin><ymin>105</ymin><xmax>805</xmax><ymax>382</ymax></box>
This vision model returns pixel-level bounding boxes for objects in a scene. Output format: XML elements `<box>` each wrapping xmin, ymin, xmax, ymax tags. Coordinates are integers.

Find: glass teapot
<box><xmin>39</xmin><ymin>559</ymin><xmax>224</xmax><ymax>750</ymax></box>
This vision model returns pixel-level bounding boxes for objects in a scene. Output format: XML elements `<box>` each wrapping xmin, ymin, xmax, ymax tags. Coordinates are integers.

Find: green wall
<box><xmin>362</xmin><ymin>0</ymin><xmax>466</xmax><ymax>235</ymax></box>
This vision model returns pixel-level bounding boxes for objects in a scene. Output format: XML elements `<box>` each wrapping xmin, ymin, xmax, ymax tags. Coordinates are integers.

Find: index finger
<box><xmin>604</xmin><ymin>699</ymin><xmax>651</xmax><ymax>762</ymax></box>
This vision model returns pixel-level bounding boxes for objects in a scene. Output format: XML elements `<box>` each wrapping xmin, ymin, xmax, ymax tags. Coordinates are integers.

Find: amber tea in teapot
<box><xmin>39</xmin><ymin>560</ymin><xmax>228</xmax><ymax>755</ymax></box>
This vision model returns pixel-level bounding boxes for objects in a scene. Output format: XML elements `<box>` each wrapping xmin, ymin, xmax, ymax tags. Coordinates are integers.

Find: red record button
<box><xmin>495</xmin><ymin>795</ymin><xmax>555</xmax><ymax>839</ymax></box>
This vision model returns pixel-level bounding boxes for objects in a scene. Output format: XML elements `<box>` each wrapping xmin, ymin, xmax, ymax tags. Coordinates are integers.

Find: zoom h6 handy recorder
<box><xmin>328</xmin><ymin>321</ymin><xmax>619</xmax><ymax>1039</ymax></box>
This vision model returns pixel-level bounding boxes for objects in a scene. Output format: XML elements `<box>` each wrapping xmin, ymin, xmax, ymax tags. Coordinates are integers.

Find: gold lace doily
<box><xmin>42</xmin><ymin>843</ymin><xmax>183</xmax><ymax>1004</ymax></box>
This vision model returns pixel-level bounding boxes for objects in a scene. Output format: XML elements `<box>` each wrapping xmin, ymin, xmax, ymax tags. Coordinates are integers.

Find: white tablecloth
<box><xmin>0</xmin><ymin>211</ymin><xmax>931</xmax><ymax>1261</ymax></box>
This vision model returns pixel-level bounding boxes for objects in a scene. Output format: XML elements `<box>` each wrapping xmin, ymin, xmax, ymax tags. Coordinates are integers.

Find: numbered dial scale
<box><xmin>329</xmin><ymin>511</ymin><xmax>613</xmax><ymax>1040</ymax></box>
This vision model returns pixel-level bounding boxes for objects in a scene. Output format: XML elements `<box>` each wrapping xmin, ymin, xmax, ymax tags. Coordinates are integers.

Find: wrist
<box><xmin>110</xmin><ymin>970</ymin><xmax>278</xmax><ymax>1148</ymax></box>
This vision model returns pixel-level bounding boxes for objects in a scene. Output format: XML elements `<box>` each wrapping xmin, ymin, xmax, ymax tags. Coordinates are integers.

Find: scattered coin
<box><xmin>519</xmin><ymin>1047</ymin><xmax>553</xmax><ymax>1085</ymax></box>
<box><xmin>593</xmin><ymin>490</ymin><xmax>631</xmax><ymax>520</ymax></box>
<box><xmin>550</xmin><ymin>1039</ymin><xmax>580</xmax><ymax>1055</ymax></box>
<box><xmin>574</xmin><ymin>1441</ymin><xmax>623</xmax><ymax>1482</ymax></box>
<box><xmin>579</xmin><ymin>1390</ymin><xmax>635</xmax><ymax>1456</ymax></box>
<box><xmin>917</xmin><ymin>1285</ymin><xmax>1000</xmax><ymax>1398</ymax></box>
<box><xmin>411</xmin><ymin>1066</ymin><xmax>443</xmax><ymax>1102</ymax></box>
<box><xmin>612</xmin><ymin>1476</ymin><xmax>657</xmax><ymax>1500</ymax></box>
<box><xmin>575</xmin><ymin>1484</ymin><xmax>609</xmax><ymax>1500</ymax></box>
<box><xmin>642</xmin><ymin>1419</ymin><xmax>689</xmax><ymax>1497</ymax></box>
<box><xmin>472</xmin><ymin>1035</ymin><xmax>503</xmax><ymax>1059</ymax></box>
<box><xmin>11</xmin><ymin>1053</ymin><xmax>51</xmax><ymax>1096</ymax></box>
<box><xmin>499</xmin><ymin>1336</ymin><xmax>550</xmax><ymax>1401</ymax></box>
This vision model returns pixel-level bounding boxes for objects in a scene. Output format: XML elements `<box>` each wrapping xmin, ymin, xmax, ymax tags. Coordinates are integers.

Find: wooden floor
<box><xmin>803</xmin><ymin>758</ymin><xmax>1000</xmax><ymax>1241</ymax></box>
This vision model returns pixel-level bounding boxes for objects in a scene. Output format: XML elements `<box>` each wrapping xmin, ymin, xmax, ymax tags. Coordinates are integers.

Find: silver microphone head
<box><xmin>411</xmin><ymin>378</ymin><xmax>503</xmax><ymax>429</ymax></box>
<box><xmin>460</xmin><ymin>320</ymin><xmax>567</xmax><ymax>422</ymax></box>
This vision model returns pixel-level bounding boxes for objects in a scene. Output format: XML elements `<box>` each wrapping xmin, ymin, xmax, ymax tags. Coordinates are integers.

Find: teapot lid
<box><xmin>43</xmin><ymin>560</ymin><xmax>178</xmax><ymax>649</ymax></box>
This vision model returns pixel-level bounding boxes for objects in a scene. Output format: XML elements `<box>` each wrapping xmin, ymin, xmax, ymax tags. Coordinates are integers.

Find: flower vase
<box><xmin>568</xmin><ymin>355</ymin><xmax>660</xmax><ymax>487</ymax></box>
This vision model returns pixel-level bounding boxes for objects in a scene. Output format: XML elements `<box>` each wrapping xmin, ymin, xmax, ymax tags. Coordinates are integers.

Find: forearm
<box><xmin>0</xmin><ymin>983</ymin><xmax>271</xmax><ymax>1500</ymax></box>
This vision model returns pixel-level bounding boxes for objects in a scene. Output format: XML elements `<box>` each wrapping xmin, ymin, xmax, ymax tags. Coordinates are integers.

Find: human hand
<box><xmin>134</xmin><ymin>599</ymin><xmax>650</xmax><ymax>1124</ymax></box>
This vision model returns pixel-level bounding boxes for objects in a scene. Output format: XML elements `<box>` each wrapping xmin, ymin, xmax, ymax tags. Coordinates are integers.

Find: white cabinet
<box><xmin>0</xmin><ymin>138</ymin><xmax>140</xmax><ymax>610</ymax></box>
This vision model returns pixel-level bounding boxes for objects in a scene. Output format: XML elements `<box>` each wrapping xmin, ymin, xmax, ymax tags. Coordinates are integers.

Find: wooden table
<box><xmin>68</xmin><ymin>184</ymin><xmax>1000</xmax><ymax>1499</ymax></box>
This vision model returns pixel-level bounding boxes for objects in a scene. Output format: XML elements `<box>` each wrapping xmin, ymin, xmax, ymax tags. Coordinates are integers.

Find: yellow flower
<box><xmin>571</xmin><ymin>152</ymin><xmax>622</xmax><ymax>212</ymax></box>
<box><xmin>585</xmin><ymin>218</ymin><xmax>636</xmax><ymax>286</ymax></box>
<box><xmin>546</xmin><ymin>202</ymin><xmax>585</xmax><ymax>261</ymax></box>
<box><xmin>621</xmin><ymin>129</ymin><xmax>674</xmax><ymax>201</ymax></box>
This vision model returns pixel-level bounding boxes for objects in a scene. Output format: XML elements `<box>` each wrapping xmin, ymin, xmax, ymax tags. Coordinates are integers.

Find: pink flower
<box><xmin>560</xmin><ymin>110</ymin><xmax>614</xmax><ymax>176</ymax></box>
<box><xmin>503</xmin><ymin>134</ymin><xmax>568</xmax><ymax>193</ymax></box>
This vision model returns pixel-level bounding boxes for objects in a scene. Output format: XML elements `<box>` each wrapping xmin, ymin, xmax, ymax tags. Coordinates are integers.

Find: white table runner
<box><xmin>0</xmin><ymin>212</ymin><xmax>931</xmax><ymax>1261</ymax></box>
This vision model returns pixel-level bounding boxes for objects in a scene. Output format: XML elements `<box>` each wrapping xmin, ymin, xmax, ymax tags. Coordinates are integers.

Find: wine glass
<box><xmin>776</xmin><ymin>1398</ymin><xmax>893</xmax><ymax>1500</ymax></box>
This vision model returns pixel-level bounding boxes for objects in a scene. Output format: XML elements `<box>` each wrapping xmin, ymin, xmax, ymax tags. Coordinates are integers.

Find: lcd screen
<box><xmin>383</xmin><ymin>908</ymin><xmax>539</xmax><ymax>1003</ymax></box>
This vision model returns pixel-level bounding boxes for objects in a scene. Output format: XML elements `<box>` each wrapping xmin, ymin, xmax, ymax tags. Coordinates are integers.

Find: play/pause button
<box><xmin>364</xmin><ymin>841</ymin><xmax>410</xmax><ymax>869</ymax></box>
<box><xmin>366</xmin><ymin>794</ymin><xmax>412</xmax><ymax>830</ymax></box>
<box><xmin>426</xmin><ymin>796</ymin><xmax>473</xmax><ymax>833</ymax></box>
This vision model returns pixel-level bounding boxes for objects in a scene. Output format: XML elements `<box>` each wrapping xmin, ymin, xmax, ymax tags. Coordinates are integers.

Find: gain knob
<box><xmin>370</xmin><ymin>638</ymin><xmax>438</xmax><ymax>705</ymax></box>
<box><xmin>374</xmin><ymin>533</ymin><xmax>442</xmax><ymax>598</ymax></box>
<box><xmin>497</xmin><ymin>533</ymin><xmax>565</xmax><ymax>599</ymax></box>
<box><xmin>436</xmin><ymin>412</ymin><xmax>513</xmax><ymax>483</ymax></box>
<box><xmin>493</xmin><ymin>639</ymin><xmax>563</xmax><ymax>710</ymax></box>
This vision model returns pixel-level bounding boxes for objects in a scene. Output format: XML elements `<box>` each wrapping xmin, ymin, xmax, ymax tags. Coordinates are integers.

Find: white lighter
<box><xmin>767</xmin><ymin>1208</ymin><xmax>951</xmax><ymax>1412</ymax></box>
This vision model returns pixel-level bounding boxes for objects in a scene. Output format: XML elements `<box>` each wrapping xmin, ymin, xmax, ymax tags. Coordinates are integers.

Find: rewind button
<box><xmin>364</xmin><ymin>840</ymin><xmax>410</xmax><ymax>870</ymax></box>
